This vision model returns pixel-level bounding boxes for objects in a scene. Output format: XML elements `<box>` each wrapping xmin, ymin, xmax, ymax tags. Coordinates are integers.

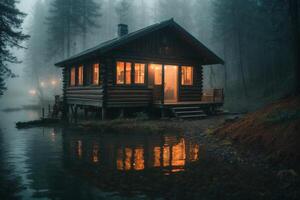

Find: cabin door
<box><xmin>164</xmin><ymin>65</ymin><xmax>178</xmax><ymax>103</ymax></box>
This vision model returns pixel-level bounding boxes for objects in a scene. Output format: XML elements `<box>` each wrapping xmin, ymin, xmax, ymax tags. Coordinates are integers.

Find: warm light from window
<box><xmin>116</xmin><ymin>62</ymin><xmax>125</xmax><ymax>84</ymax></box>
<box><xmin>134</xmin><ymin>63</ymin><xmax>145</xmax><ymax>84</ymax></box>
<box><xmin>78</xmin><ymin>66</ymin><xmax>84</xmax><ymax>85</ymax></box>
<box><xmin>125</xmin><ymin>62</ymin><xmax>131</xmax><ymax>84</ymax></box>
<box><xmin>181</xmin><ymin>66</ymin><xmax>193</xmax><ymax>85</ymax></box>
<box><xmin>93</xmin><ymin>63</ymin><xmax>100</xmax><ymax>85</ymax></box>
<box><xmin>70</xmin><ymin>67</ymin><xmax>76</xmax><ymax>86</ymax></box>
<box><xmin>154</xmin><ymin>64</ymin><xmax>162</xmax><ymax>85</ymax></box>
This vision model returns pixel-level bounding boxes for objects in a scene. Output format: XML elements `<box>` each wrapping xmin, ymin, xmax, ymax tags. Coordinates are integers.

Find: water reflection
<box><xmin>65</xmin><ymin>132</ymin><xmax>203</xmax><ymax>174</ymax></box>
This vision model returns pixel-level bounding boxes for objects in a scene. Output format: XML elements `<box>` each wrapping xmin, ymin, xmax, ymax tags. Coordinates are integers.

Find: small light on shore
<box><xmin>29</xmin><ymin>89</ymin><xmax>37</xmax><ymax>96</ymax></box>
<box><xmin>51</xmin><ymin>79</ymin><xmax>57</xmax><ymax>86</ymax></box>
<box><xmin>40</xmin><ymin>81</ymin><xmax>45</xmax><ymax>87</ymax></box>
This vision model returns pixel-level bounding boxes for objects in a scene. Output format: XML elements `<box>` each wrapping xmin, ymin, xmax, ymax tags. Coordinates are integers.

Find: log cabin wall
<box><xmin>63</xmin><ymin>26</ymin><xmax>206</xmax><ymax>108</ymax></box>
<box><xmin>105</xmin><ymin>58</ymin><xmax>152</xmax><ymax>108</ymax></box>
<box><xmin>179</xmin><ymin>65</ymin><xmax>203</xmax><ymax>102</ymax></box>
<box><xmin>65</xmin><ymin>59</ymin><xmax>104</xmax><ymax>107</ymax></box>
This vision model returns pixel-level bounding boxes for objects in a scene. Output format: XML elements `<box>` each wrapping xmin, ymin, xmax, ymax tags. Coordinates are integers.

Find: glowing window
<box><xmin>116</xmin><ymin>61</ymin><xmax>132</xmax><ymax>84</ymax></box>
<box><xmin>92</xmin><ymin>63</ymin><xmax>100</xmax><ymax>85</ymax></box>
<box><xmin>154</xmin><ymin>64</ymin><xmax>162</xmax><ymax>85</ymax></box>
<box><xmin>70</xmin><ymin>67</ymin><xmax>76</xmax><ymax>86</ymax></box>
<box><xmin>116</xmin><ymin>62</ymin><xmax>125</xmax><ymax>84</ymax></box>
<box><xmin>78</xmin><ymin>65</ymin><xmax>84</xmax><ymax>85</ymax></box>
<box><xmin>134</xmin><ymin>63</ymin><xmax>145</xmax><ymax>84</ymax></box>
<box><xmin>125</xmin><ymin>62</ymin><xmax>131</xmax><ymax>84</ymax></box>
<box><xmin>181</xmin><ymin>66</ymin><xmax>193</xmax><ymax>86</ymax></box>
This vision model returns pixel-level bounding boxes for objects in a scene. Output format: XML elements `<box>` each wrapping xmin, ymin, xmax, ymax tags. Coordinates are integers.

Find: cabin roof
<box><xmin>55</xmin><ymin>19</ymin><xmax>224</xmax><ymax>67</ymax></box>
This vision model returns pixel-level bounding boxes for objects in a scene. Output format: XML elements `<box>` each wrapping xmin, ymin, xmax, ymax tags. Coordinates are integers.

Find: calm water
<box><xmin>0</xmin><ymin>110</ymin><xmax>203</xmax><ymax>200</ymax></box>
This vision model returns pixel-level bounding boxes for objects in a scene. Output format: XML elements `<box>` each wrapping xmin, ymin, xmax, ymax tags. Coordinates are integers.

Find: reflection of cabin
<box><xmin>55</xmin><ymin>19</ymin><xmax>224</xmax><ymax>119</ymax></box>
<box><xmin>63</xmin><ymin>132</ymin><xmax>203</xmax><ymax>173</ymax></box>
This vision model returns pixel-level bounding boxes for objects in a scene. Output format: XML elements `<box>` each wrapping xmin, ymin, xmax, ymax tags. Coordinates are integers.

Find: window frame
<box><xmin>78</xmin><ymin>65</ymin><xmax>84</xmax><ymax>86</ymax></box>
<box><xmin>70</xmin><ymin>66</ymin><xmax>76</xmax><ymax>86</ymax></box>
<box><xmin>134</xmin><ymin>63</ymin><xmax>146</xmax><ymax>85</ymax></box>
<box><xmin>181</xmin><ymin>66</ymin><xmax>194</xmax><ymax>86</ymax></box>
<box><xmin>92</xmin><ymin>63</ymin><xmax>100</xmax><ymax>86</ymax></box>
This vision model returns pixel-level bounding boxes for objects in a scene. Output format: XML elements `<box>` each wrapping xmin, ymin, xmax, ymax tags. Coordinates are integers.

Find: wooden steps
<box><xmin>171</xmin><ymin>106</ymin><xmax>207</xmax><ymax>120</ymax></box>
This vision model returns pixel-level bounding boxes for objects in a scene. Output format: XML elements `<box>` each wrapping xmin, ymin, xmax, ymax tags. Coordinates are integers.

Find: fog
<box><xmin>0</xmin><ymin>0</ymin><xmax>39</xmax><ymax>108</ymax></box>
<box><xmin>1</xmin><ymin>0</ymin><xmax>298</xmax><ymax>112</ymax></box>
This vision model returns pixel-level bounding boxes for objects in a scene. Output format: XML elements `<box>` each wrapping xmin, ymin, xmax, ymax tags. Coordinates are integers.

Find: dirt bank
<box><xmin>214</xmin><ymin>95</ymin><xmax>300</xmax><ymax>164</ymax></box>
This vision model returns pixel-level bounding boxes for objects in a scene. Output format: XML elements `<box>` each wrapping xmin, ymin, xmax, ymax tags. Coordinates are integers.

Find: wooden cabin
<box><xmin>55</xmin><ymin>19</ymin><xmax>224</xmax><ymax>119</ymax></box>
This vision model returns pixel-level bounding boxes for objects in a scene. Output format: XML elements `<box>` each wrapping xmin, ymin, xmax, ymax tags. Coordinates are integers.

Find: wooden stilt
<box><xmin>120</xmin><ymin>108</ymin><xmax>125</xmax><ymax>118</ymax></box>
<box><xmin>84</xmin><ymin>107</ymin><xmax>88</xmax><ymax>119</ymax></box>
<box><xmin>161</xmin><ymin>108</ymin><xmax>166</xmax><ymax>119</ymax></box>
<box><xmin>74</xmin><ymin>105</ymin><xmax>78</xmax><ymax>123</ymax></box>
<box><xmin>102</xmin><ymin>107</ymin><xmax>106</xmax><ymax>120</ymax></box>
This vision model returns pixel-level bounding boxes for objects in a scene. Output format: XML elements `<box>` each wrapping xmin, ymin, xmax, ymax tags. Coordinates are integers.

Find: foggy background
<box><xmin>1</xmin><ymin>0</ymin><xmax>297</xmax><ymax>112</ymax></box>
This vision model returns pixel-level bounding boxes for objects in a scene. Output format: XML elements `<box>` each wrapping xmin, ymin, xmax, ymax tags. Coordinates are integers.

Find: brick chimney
<box><xmin>118</xmin><ymin>24</ymin><xmax>128</xmax><ymax>37</ymax></box>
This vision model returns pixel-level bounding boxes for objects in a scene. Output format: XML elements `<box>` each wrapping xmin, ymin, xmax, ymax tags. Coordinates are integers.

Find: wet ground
<box><xmin>0</xmin><ymin>109</ymin><xmax>299</xmax><ymax>200</ymax></box>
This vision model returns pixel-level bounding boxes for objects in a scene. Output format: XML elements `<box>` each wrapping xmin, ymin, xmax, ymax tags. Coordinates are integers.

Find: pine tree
<box><xmin>0</xmin><ymin>0</ymin><xmax>29</xmax><ymax>96</ymax></box>
<box><xmin>47</xmin><ymin>0</ymin><xmax>102</xmax><ymax>58</ymax></box>
<box><xmin>79</xmin><ymin>0</ymin><xmax>102</xmax><ymax>49</ymax></box>
<box><xmin>25</xmin><ymin>0</ymin><xmax>50</xmax><ymax>101</ymax></box>
<box><xmin>47</xmin><ymin>0</ymin><xmax>82</xmax><ymax>59</ymax></box>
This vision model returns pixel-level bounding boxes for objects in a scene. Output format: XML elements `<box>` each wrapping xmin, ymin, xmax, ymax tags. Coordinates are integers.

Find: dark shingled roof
<box><xmin>55</xmin><ymin>19</ymin><xmax>224</xmax><ymax>67</ymax></box>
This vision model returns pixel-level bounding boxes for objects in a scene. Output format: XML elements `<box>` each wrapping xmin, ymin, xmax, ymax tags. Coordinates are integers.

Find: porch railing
<box><xmin>202</xmin><ymin>89</ymin><xmax>224</xmax><ymax>103</ymax></box>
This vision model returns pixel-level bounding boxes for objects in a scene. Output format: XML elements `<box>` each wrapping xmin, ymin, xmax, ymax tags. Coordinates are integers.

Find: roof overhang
<box><xmin>55</xmin><ymin>19</ymin><xmax>224</xmax><ymax>67</ymax></box>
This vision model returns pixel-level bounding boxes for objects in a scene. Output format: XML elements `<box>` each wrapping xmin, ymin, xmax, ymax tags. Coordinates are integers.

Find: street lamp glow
<box><xmin>51</xmin><ymin>79</ymin><xmax>57</xmax><ymax>86</ymax></box>
<box><xmin>40</xmin><ymin>81</ymin><xmax>45</xmax><ymax>87</ymax></box>
<box><xmin>29</xmin><ymin>89</ymin><xmax>37</xmax><ymax>96</ymax></box>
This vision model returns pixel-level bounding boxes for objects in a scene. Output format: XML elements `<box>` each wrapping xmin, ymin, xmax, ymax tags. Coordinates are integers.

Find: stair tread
<box><xmin>175</xmin><ymin>110</ymin><xmax>204</xmax><ymax>114</ymax></box>
<box><xmin>172</xmin><ymin>107</ymin><xmax>200</xmax><ymax>110</ymax></box>
<box><xmin>179</xmin><ymin>114</ymin><xmax>207</xmax><ymax>118</ymax></box>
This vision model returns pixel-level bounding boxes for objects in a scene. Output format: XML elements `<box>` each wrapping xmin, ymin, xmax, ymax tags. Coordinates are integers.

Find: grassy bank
<box><xmin>214</xmin><ymin>95</ymin><xmax>300</xmax><ymax>164</ymax></box>
<box><xmin>76</xmin><ymin>116</ymin><xmax>226</xmax><ymax>135</ymax></box>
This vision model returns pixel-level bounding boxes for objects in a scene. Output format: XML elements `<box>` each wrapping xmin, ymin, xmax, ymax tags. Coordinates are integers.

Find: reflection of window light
<box><xmin>77</xmin><ymin>140</ymin><xmax>82</xmax><ymax>159</ymax></box>
<box><xmin>92</xmin><ymin>144</ymin><xmax>99</xmax><ymax>163</ymax></box>
<box><xmin>51</xmin><ymin>132</ymin><xmax>56</xmax><ymax>142</ymax></box>
<box><xmin>133</xmin><ymin>148</ymin><xmax>144</xmax><ymax>170</ymax></box>
<box><xmin>125</xmin><ymin>148</ymin><xmax>133</xmax><ymax>170</ymax></box>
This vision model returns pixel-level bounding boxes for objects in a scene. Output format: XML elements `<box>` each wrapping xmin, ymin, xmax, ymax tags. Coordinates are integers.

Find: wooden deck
<box><xmin>154</xmin><ymin>101</ymin><xmax>223</xmax><ymax>108</ymax></box>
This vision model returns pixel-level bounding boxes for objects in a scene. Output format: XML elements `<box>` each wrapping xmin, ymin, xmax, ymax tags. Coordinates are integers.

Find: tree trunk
<box><xmin>237</xmin><ymin>24</ymin><xmax>248</xmax><ymax>98</ymax></box>
<box><xmin>288</xmin><ymin>0</ymin><xmax>300</xmax><ymax>93</ymax></box>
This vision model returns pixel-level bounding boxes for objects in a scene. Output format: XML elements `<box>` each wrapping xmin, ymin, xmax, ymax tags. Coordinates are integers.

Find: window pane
<box><xmin>78</xmin><ymin>65</ymin><xmax>84</xmax><ymax>85</ymax></box>
<box><xmin>116</xmin><ymin>62</ymin><xmax>125</xmax><ymax>84</ymax></box>
<box><xmin>181</xmin><ymin>66</ymin><xmax>193</xmax><ymax>85</ymax></box>
<box><xmin>70</xmin><ymin>67</ymin><xmax>76</xmax><ymax>86</ymax></box>
<box><xmin>134</xmin><ymin>63</ymin><xmax>145</xmax><ymax>84</ymax></box>
<box><xmin>153</xmin><ymin>64</ymin><xmax>162</xmax><ymax>85</ymax></box>
<box><xmin>125</xmin><ymin>62</ymin><xmax>131</xmax><ymax>84</ymax></box>
<box><xmin>93</xmin><ymin>63</ymin><xmax>99</xmax><ymax>85</ymax></box>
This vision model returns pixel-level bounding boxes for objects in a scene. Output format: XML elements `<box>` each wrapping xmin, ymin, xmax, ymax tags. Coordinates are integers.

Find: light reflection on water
<box><xmin>67</xmin><ymin>133</ymin><xmax>202</xmax><ymax>174</ymax></box>
<box><xmin>0</xmin><ymin>109</ymin><xmax>204</xmax><ymax>199</ymax></box>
